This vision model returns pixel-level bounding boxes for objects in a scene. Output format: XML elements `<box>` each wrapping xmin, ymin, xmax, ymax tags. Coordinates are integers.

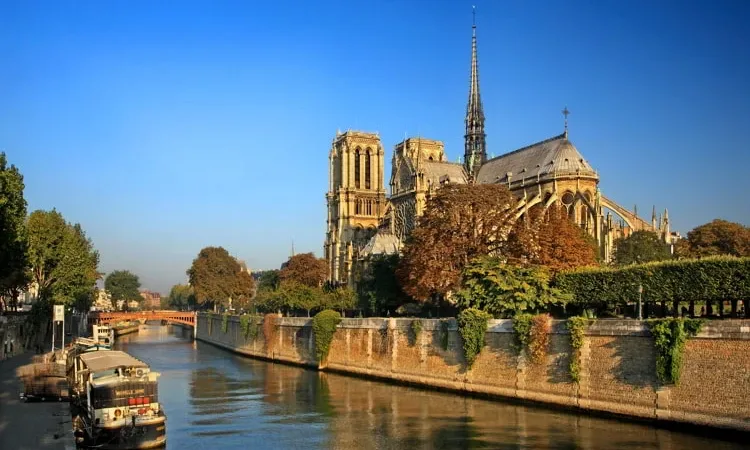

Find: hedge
<box><xmin>555</xmin><ymin>256</ymin><xmax>750</xmax><ymax>306</ymax></box>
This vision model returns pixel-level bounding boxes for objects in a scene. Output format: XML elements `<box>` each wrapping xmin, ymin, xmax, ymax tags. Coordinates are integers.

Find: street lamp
<box><xmin>637</xmin><ymin>284</ymin><xmax>643</xmax><ymax>320</ymax></box>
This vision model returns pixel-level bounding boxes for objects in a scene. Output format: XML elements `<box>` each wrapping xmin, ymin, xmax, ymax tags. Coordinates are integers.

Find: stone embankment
<box><xmin>196</xmin><ymin>314</ymin><xmax>750</xmax><ymax>433</ymax></box>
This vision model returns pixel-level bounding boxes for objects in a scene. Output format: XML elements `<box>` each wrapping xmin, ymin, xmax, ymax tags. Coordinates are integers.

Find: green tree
<box><xmin>105</xmin><ymin>270</ymin><xmax>142</xmax><ymax>309</ymax></box>
<box><xmin>357</xmin><ymin>254</ymin><xmax>411</xmax><ymax>316</ymax></box>
<box><xmin>279</xmin><ymin>253</ymin><xmax>327</xmax><ymax>287</ymax></box>
<box><xmin>27</xmin><ymin>209</ymin><xmax>99</xmax><ymax>305</ymax></box>
<box><xmin>325</xmin><ymin>286</ymin><xmax>356</xmax><ymax>315</ymax></box>
<box><xmin>166</xmin><ymin>283</ymin><xmax>195</xmax><ymax>310</ymax></box>
<box><xmin>0</xmin><ymin>152</ymin><xmax>30</xmax><ymax>311</ymax></box>
<box><xmin>186</xmin><ymin>246</ymin><xmax>255</xmax><ymax>311</ymax></box>
<box><xmin>614</xmin><ymin>230</ymin><xmax>672</xmax><ymax>265</ymax></box>
<box><xmin>256</xmin><ymin>270</ymin><xmax>280</xmax><ymax>291</ymax></box>
<box><xmin>454</xmin><ymin>255</ymin><xmax>571</xmax><ymax>318</ymax></box>
<box><xmin>676</xmin><ymin>219</ymin><xmax>750</xmax><ymax>258</ymax></box>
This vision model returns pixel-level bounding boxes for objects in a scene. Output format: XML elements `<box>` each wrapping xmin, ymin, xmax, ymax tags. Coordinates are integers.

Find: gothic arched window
<box><xmin>354</xmin><ymin>148</ymin><xmax>361</xmax><ymax>189</ymax></box>
<box><xmin>365</xmin><ymin>149</ymin><xmax>372</xmax><ymax>190</ymax></box>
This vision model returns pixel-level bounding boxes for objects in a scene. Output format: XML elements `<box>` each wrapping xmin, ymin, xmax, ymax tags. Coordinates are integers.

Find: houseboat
<box><xmin>70</xmin><ymin>350</ymin><xmax>166</xmax><ymax>449</ymax></box>
<box><xmin>92</xmin><ymin>324</ymin><xmax>115</xmax><ymax>349</ymax></box>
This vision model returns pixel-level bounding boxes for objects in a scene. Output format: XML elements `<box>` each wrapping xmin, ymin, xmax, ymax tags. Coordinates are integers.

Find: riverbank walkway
<box><xmin>0</xmin><ymin>351</ymin><xmax>75</xmax><ymax>450</ymax></box>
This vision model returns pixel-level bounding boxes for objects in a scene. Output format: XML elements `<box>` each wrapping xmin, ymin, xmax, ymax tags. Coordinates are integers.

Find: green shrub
<box><xmin>647</xmin><ymin>318</ymin><xmax>704</xmax><ymax>385</ymax></box>
<box><xmin>566</xmin><ymin>316</ymin><xmax>590</xmax><ymax>383</ymax></box>
<box><xmin>556</xmin><ymin>256</ymin><xmax>750</xmax><ymax>308</ymax></box>
<box><xmin>312</xmin><ymin>309</ymin><xmax>342</xmax><ymax>362</ymax></box>
<box><xmin>512</xmin><ymin>313</ymin><xmax>551</xmax><ymax>364</ymax></box>
<box><xmin>457</xmin><ymin>308</ymin><xmax>492</xmax><ymax>369</ymax></box>
<box><xmin>239</xmin><ymin>315</ymin><xmax>259</xmax><ymax>339</ymax></box>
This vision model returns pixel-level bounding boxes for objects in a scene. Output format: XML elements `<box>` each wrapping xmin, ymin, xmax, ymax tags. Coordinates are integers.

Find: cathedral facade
<box><xmin>325</xmin><ymin>15</ymin><xmax>672</xmax><ymax>287</ymax></box>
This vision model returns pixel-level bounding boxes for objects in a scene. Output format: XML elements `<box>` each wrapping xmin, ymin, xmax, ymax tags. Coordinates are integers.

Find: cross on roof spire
<box><xmin>562</xmin><ymin>106</ymin><xmax>570</xmax><ymax>137</ymax></box>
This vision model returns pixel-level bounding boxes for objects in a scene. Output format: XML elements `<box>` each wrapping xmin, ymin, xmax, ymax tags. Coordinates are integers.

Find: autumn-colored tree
<box><xmin>613</xmin><ymin>230</ymin><xmax>672</xmax><ymax>265</ymax></box>
<box><xmin>508</xmin><ymin>205</ymin><xmax>598</xmax><ymax>273</ymax></box>
<box><xmin>396</xmin><ymin>183</ymin><xmax>517</xmax><ymax>301</ymax></box>
<box><xmin>186</xmin><ymin>246</ymin><xmax>255</xmax><ymax>311</ymax></box>
<box><xmin>279</xmin><ymin>252</ymin><xmax>327</xmax><ymax>287</ymax></box>
<box><xmin>675</xmin><ymin>219</ymin><xmax>750</xmax><ymax>258</ymax></box>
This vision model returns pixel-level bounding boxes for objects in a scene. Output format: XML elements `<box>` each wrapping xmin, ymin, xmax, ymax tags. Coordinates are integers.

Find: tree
<box><xmin>453</xmin><ymin>255</ymin><xmax>571</xmax><ymax>318</ymax></box>
<box><xmin>256</xmin><ymin>270</ymin><xmax>280</xmax><ymax>291</ymax></box>
<box><xmin>0</xmin><ymin>152</ymin><xmax>30</xmax><ymax>311</ymax></box>
<box><xmin>396</xmin><ymin>183</ymin><xmax>517</xmax><ymax>301</ymax></box>
<box><xmin>279</xmin><ymin>252</ymin><xmax>327</xmax><ymax>287</ymax></box>
<box><xmin>614</xmin><ymin>230</ymin><xmax>672</xmax><ymax>265</ymax></box>
<box><xmin>105</xmin><ymin>270</ymin><xmax>142</xmax><ymax>309</ymax></box>
<box><xmin>507</xmin><ymin>205</ymin><xmax>598</xmax><ymax>273</ymax></box>
<box><xmin>357</xmin><ymin>254</ymin><xmax>411</xmax><ymax>316</ymax></box>
<box><xmin>166</xmin><ymin>284</ymin><xmax>196</xmax><ymax>310</ymax></box>
<box><xmin>325</xmin><ymin>286</ymin><xmax>356</xmax><ymax>315</ymax></box>
<box><xmin>186</xmin><ymin>246</ymin><xmax>255</xmax><ymax>311</ymax></box>
<box><xmin>676</xmin><ymin>219</ymin><xmax>750</xmax><ymax>258</ymax></box>
<box><xmin>27</xmin><ymin>209</ymin><xmax>99</xmax><ymax>305</ymax></box>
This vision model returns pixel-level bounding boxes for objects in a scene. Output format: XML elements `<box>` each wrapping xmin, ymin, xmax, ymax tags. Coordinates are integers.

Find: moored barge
<box><xmin>69</xmin><ymin>350</ymin><xmax>166</xmax><ymax>449</ymax></box>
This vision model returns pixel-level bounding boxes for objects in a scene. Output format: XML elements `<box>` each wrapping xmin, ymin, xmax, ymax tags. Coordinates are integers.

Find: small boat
<box><xmin>92</xmin><ymin>324</ymin><xmax>116</xmax><ymax>349</ymax></box>
<box><xmin>70</xmin><ymin>350</ymin><xmax>166</xmax><ymax>449</ymax></box>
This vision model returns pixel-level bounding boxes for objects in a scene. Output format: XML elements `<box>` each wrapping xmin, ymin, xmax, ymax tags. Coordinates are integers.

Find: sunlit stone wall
<box><xmin>196</xmin><ymin>314</ymin><xmax>750</xmax><ymax>432</ymax></box>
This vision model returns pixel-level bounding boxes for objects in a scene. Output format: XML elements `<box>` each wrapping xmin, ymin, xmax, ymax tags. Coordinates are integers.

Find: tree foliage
<box><xmin>397</xmin><ymin>183</ymin><xmax>517</xmax><ymax>301</ymax></box>
<box><xmin>256</xmin><ymin>270</ymin><xmax>280</xmax><ymax>291</ymax></box>
<box><xmin>614</xmin><ymin>230</ymin><xmax>672</xmax><ymax>266</ymax></box>
<box><xmin>187</xmin><ymin>246</ymin><xmax>255</xmax><ymax>310</ymax></box>
<box><xmin>105</xmin><ymin>270</ymin><xmax>142</xmax><ymax>308</ymax></box>
<box><xmin>165</xmin><ymin>284</ymin><xmax>196</xmax><ymax>310</ymax></box>
<box><xmin>676</xmin><ymin>219</ymin><xmax>750</xmax><ymax>258</ymax></box>
<box><xmin>457</xmin><ymin>308</ymin><xmax>492</xmax><ymax>369</ymax></box>
<box><xmin>279</xmin><ymin>253</ymin><xmax>327</xmax><ymax>287</ymax></box>
<box><xmin>454</xmin><ymin>256</ymin><xmax>571</xmax><ymax>318</ymax></box>
<box><xmin>357</xmin><ymin>254</ymin><xmax>411</xmax><ymax>316</ymax></box>
<box><xmin>27</xmin><ymin>209</ymin><xmax>99</xmax><ymax>305</ymax></box>
<box><xmin>0</xmin><ymin>152</ymin><xmax>30</xmax><ymax>310</ymax></box>
<box><xmin>312</xmin><ymin>309</ymin><xmax>342</xmax><ymax>362</ymax></box>
<box><xmin>508</xmin><ymin>205</ymin><xmax>598</xmax><ymax>273</ymax></box>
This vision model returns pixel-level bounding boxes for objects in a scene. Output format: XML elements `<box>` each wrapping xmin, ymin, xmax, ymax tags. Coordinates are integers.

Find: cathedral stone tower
<box><xmin>464</xmin><ymin>8</ymin><xmax>486</xmax><ymax>180</ymax></box>
<box><xmin>325</xmin><ymin>131</ymin><xmax>387</xmax><ymax>286</ymax></box>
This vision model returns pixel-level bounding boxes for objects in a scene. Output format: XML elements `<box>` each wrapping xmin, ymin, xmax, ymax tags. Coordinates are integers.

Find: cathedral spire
<box><xmin>464</xmin><ymin>5</ymin><xmax>486</xmax><ymax>180</ymax></box>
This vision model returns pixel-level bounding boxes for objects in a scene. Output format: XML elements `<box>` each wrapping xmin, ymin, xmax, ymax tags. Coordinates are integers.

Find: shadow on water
<box><xmin>116</xmin><ymin>325</ymin><xmax>744</xmax><ymax>450</ymax></box>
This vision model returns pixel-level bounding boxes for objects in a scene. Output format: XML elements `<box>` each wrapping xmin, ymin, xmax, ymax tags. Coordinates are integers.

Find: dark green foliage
<box><xmin>647</xmin><ymin>318</ymin><xmax>704</xmax><ymax>385</ymax></box>
<box><xmin>312</xmin><ymin>309</ymin><xmax>342</xmax><ymax>362</ymax></box>
<box><xmin>457</xmin><ymin>308</ymin><xmax>492</xmax><ymax>369</ymax></box>
<box><xmin>256</xmin><ymin>270</ymin><xmax>280</xmax><ymax>291</ymax></box>
<box><xmin>221</xmin><ymin>313</ymin><xmax>229</xmax><ymax>333</ymax></box>
<box><xmin>357</xmin><ymin>254</ymin><xmax>412</xmax><ymax>316</ymax></box>
<box><xmin>556</xmin><ymin>256</ymin><xmax>750</xmax><ymax>308</ymax></box>
<box><xmin>0</xmin><ymin>152</ymin><xmax>30</xmax><ymax>310</ymax></box>
<box><xmin>166</xmin><ymin>284</ymin><xmax>196</xmax><ymax>310</ymax></box>
<box><xmin>440</xmin><ymin>320</ymin><xmax>450</xmax><ymax>350</ymax></box>
<box><xmin>614</xmin><ymin>231</ymin><xmax>672</xmax><ymax>266</ymax></box>
<box><xmin>105</xmin><ymin>270</ymin><xmax>142</xmax><ymax>307</ymax></box>
<box><xmin>410</xmin><ymin>319</ymin><xmax>422</xmax><ymax>343</ymax></box>
<box><xmin>512</xmin><ymin>314</ymin><xmax>533</xmax><ymax>352</ymax></box>
<box><xmin>566</xmin><ymin>316</ymin><xmax>590</xmax><ymax>383</ymax></box>
<box><xmin>455</xmin><ymin>256</ymin><xmax>571</xmax><ymax>317</ymax></box>
<box><xmin>239</xmin><ymin>314</ymin><xmax>260</xmax><ymax>339</ymax></box>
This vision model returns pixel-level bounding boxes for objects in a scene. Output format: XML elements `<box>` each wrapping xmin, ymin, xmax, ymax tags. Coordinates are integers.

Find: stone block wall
<box><xmin>196</xmin><ymin>314</ymin><xmax>750</xmax><ymax>432</ymax></box>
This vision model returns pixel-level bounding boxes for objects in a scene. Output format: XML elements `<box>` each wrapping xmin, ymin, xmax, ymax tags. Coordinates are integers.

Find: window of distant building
<box><xmin>355</xmin><ymin>148</ymin><xmax>361</xmax><ymax>189</ymax></box>
<box><xmin>365</xmin><ymin>149</ymin><xmax>371</xmax><ymax>190</ymax></box>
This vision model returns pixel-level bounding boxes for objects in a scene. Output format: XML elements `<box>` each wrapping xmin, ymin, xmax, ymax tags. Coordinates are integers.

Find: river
<box><xmin>115</xmin><ymin>325</ymin><xmax>744</xmax><ymax>450</ymax></box>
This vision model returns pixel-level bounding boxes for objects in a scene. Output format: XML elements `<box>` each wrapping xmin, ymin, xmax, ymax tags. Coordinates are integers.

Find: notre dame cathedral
<box><xmin>325</xmin><ymin>14</ymin><xmax>674</xmax><ymax>287</ymax></box>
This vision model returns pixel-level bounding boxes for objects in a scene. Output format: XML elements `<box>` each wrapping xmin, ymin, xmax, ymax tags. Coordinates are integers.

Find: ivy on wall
<box><xmin>647</xmin><ymin>318</ymin><xmax>704</xmax><ymax>385</ymax></box>
<box><xmin>221</xmin><ymin>313</ymin><xmax>229</xmax><ymax>333</ymax></box>
<box><xmin>312</xmin><ymin>309</ymin><xmax>342</xmax><ymax>362</ymax></box>
<box><xmin>263</xmin><ymin>313</ymin><xmax>279</xmax><ymax>353</ymax></box>
<box><xmin>239</xmin><ymin>315</ymin><xmax>259</xmax><ymax>340</ymax></box>
<box><xmin>440</xmin><ymin>320</ymin><xmax>450</xmax><ymax>351</ymax></box>
<box><xmin>410</xmin><ymin>320</ymin><xmax>422</xmax><ymax>345</ymax></box>
<box><xmin>512</xmin><ymin>313</ymin><xmax>551</xmax><ymax>364</ymax></box>
<box><xmin>566</xmin><ymin>316</ymin><xmax>590</xmax><ymax>383</ymax></box>
<box><xmin>457</xmin><ymin>308</ymin><xmax>492</xmax><ymax>369</ymax></box>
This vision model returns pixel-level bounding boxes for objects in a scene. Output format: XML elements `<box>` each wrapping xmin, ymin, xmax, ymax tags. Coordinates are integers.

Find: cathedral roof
<box><xmin>421</xmin><ymin>160</ymin><xmax>469</xmax><ymax>186</ymax></box>
<box><xmin>475</xmin><ymin>133</ymin><xmax>598</xmax><ymax>185</ymax></box>
<box><xmin>361</xmin><ymin>231</ymin><xmax>401</xmax><ymax>257</ymax></box>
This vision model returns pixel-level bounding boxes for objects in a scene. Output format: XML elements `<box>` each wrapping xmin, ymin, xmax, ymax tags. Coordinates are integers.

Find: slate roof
<box><xmin>361</xmin><ymin>231</ymin><xmax>401</xmax><ymax>257</ymax></box>
<box><xmin>421</xmin><ymin>161</ymin><xmax>469</xmax><ymax>185</ymax></box>
<box><xmin>476</xmin><ymin>133</ymin><xmax>598</xmax><ymax>185</ymax></box>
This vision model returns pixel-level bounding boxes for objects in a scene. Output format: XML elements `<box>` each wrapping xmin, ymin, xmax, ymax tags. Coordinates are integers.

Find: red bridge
<box><xmin>89</xmin><ymin>310</ymin><xmax>196</xmax><ymax>327</ymax></box>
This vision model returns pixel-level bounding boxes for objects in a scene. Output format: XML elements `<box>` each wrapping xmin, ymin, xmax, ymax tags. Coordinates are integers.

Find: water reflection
<box><xmin>116</xmin><ymin>325</ymin><xmax>744</xmax><ymax>450</ymax></box>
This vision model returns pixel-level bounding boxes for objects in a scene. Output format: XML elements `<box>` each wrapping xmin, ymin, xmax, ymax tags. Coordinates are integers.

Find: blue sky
<box><xmin>2</xmin><ymin>0</ymin><xmax>748</xmax><ymax>294</ymax></box>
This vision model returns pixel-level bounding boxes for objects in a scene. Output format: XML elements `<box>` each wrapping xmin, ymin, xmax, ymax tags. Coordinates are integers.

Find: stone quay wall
<box><xmin>195</xmin><ymin>314</ymin><xmax>750</xmax><ymax>433</ymax></box>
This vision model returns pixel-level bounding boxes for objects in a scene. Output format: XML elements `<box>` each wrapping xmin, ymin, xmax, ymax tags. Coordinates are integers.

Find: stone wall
<box><xmin>196</xmin><ymin>314</ymin><xmax>750</xmax><ymax>432</ymax></box>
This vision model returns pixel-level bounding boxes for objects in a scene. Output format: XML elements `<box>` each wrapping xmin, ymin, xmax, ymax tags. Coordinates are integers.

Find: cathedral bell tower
<box><xmin>464</xmin><ymin>6</ymin><xmax>487</xmax><ymax>180</ymax></box>
<box><xmin>324</xmin><ymin>131</ymin><xmax>387</xmax><ymax>286</ymax></box>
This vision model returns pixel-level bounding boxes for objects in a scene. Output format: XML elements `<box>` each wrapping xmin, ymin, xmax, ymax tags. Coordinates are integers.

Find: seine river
<box><xmin>116</xmin><ymin>325</ymin><xmax>744</xmax><ymax>450</ymax></box>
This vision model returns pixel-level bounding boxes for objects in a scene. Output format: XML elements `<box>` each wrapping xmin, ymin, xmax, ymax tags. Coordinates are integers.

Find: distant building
<box><xmin>93</xmin><ymin>288</ymin><xmax>113</xmax><ymax>311</ymax></box>
<box><xmin>140</xmin><ymin>290</ymin><xmax>162</xmax><ymax>310</ymax></box>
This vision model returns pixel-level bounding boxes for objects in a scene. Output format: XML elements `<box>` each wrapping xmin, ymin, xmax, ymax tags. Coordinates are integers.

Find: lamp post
<box><xmin>637</xmin><ymin>284</ymin><xmax>643</xmax><ymax>320</ymax></box>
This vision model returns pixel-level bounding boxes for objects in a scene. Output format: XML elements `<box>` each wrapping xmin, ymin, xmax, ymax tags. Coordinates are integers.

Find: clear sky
<box><xmin>2</xmin><ymin>0</ymin><xmax>749</xmax><ymax>294</ymax></box>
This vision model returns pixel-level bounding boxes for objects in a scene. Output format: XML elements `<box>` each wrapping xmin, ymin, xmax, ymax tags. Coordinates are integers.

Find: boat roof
<box><xmin>78</xmin><ymin>350</ymin><xmax>148</xmax><ymax>372</ymax></box>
